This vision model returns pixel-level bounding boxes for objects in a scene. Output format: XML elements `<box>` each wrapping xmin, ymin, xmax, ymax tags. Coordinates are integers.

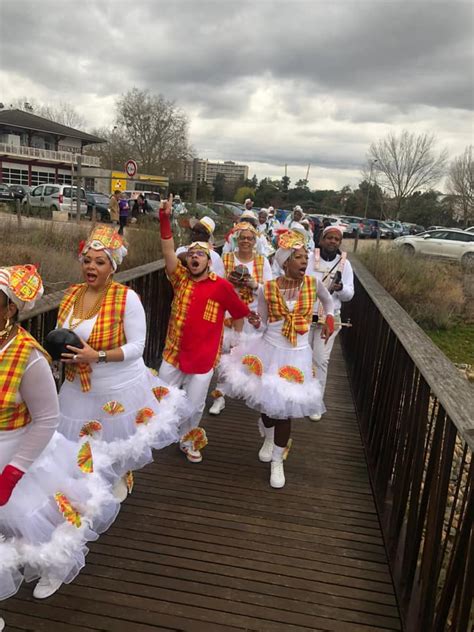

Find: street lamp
<box><xmin>364</xmin><ymin>159</ymin><xmax>378</xmax><ymax>218</ymax></box>
<box><xmin>109</xmin><ymin>125</ymin><xmax>118</xmax><ymax>171</ymax></box>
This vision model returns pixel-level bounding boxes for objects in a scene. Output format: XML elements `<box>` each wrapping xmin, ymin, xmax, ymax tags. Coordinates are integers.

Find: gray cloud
<box><xmin>1</xmin><ymin>0</ymin><xmax>472</xmax><ymax>188</ymax></box>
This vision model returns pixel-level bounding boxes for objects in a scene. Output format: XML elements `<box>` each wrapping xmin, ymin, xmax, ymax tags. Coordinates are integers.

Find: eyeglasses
<box><xmin>238</xmin><ymin>235</ymin><xmax>256</xmax><ymax>242</ymax></box>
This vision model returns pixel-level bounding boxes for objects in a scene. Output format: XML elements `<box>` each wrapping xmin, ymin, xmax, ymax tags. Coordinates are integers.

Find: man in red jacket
<box><xmin>158</xmin><ymin>196</ymin><xmax>252</xmax><ymax>463</ymax></box>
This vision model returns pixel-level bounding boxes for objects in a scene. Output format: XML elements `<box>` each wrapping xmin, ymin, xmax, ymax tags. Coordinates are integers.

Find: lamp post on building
<box><xmin>109</xmin><ymin>125</ymin><xmax>118</xmax><ymax>179</ymax></box>
<box><xmin>364</xmin><ymin>159</ymin><xmax>378</xmax><ymax>218</ymax></box>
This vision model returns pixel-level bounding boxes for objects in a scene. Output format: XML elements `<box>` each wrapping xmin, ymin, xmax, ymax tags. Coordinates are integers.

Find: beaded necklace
<box><xmin>69</xmin><ymin>281</ymin><xmax>111</xmax><ymax>331</ymax></box>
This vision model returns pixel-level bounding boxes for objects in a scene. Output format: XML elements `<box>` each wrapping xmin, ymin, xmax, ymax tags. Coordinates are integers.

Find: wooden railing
<box><xmin>20</xmin><ymin>260</ymin><xmax>173</xmax><ymax>368</ymax></box>
<box><xmin>20</xmin><ymin>253</ymin><xmax>473</xmax><ymax>631</ymax></box>
<box><xmin>341</xmin><ymin>257</ymin><xmax>474</xmax><ymax>632</ymax></box>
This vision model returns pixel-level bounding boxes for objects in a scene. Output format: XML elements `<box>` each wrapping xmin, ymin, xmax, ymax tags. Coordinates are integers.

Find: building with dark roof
<box><xmin>0</xmin><ymin>109</ymin><xmax>105</xmax><ymax>187</ymax></box>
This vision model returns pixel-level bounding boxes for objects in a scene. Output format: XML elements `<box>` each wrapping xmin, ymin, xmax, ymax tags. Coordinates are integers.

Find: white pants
<box><xmin>158</xmin><ymin>361</ymin><xmax>214</xmax><ymax>436</ymax></box>
<box><xmin>308</xmin><ymin>323</ymin><xmax>340</xmax><ymax>397</ymax></box>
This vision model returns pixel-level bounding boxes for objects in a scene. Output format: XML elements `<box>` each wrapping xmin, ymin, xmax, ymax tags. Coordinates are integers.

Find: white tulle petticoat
<box><xmin>58</xmin><ymin>367</ymin><xmax>185</xmax><ymax>478</ymax></box>
<box><xmin>219</xmin><ymin>336</ymin><xmax>326</xmax><ymax>419</ymax></box>
<box><xmin>0</xmin><ymin>431</ymin><xmax>119</xmax><ymax>600</ymax></box>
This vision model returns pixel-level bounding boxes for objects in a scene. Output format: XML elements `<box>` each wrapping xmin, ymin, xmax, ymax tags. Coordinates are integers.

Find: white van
<box><xmin>23</xmin><ymin>184</ymin><xmax>88</xmax><ymax>216</ymax></box>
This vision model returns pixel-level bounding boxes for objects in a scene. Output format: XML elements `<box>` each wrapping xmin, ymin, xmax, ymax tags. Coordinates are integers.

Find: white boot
<box><xmin>33</xmin><ymin>575</ymin><xmax>63</xmax><ymax>599</ymax></box>
<box><xmin>0</xmin><ymin>616</ymin><xmax>4</xmax><ymax>631</ymax></box>
<box><xmin>308</xmin><ymin>412</ymin><xmax>322</xmax><ymax>422</ymax></box>
<box><xmin>209</xmin><ymin>396</ymin><xmax>225</xmax><ymax>415</ymax></box>
<box><xmin>258</xmin><ymin>423</ymin><xmax>274</xmax><ymax>462</ymax></box>
<box><xmin>112</xmin><ymin>476</ymin><xmax>128</xmax><ymax>502</ymax></box>
<box><xmin>270</xmin><ymin>445</ymin><xmax>286</xmax><ymax>488</ymax></box>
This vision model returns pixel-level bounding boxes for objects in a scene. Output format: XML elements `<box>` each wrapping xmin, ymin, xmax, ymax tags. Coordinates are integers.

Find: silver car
<box><xmin>394</xmin><ymin>228</ymin><xmax>474</xmax><ymax>266</ymax></box>
<box><xmin>23</xmin><ymin>184</ymin><xmax>88</xmax><ymax>216</ymax></box>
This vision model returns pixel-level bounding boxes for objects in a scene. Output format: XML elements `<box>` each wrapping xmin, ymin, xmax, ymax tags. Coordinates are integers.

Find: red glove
<box><xmin>159</xmin><ymin>207</ymin><xmax>173</xmax><ymax>240</ymax></box>
<box><xmin>0</xmin><ymin>465</ymin><xmax>25</xmax><ymax>506</ymax></box>
<box><xmin>325</xmin><ymin>314</ymin><xmax>335</xmax><ymax>337</ymax></box>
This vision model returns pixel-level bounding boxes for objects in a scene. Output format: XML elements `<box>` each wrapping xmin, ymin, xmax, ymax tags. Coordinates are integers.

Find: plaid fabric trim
<box><xmin>0</xmin><ymin>326</ymin><xmax>48</xmax><ymax>430</ymax></box>
<box><xmin>162</xmin><ymin>262</ymin><xmax>194</xmax><ymax>368</ymax></box>
<box><xmin>59</xmin><ymin>282</ymin><xmax>128</xmax><ymax>392</ymax></box>
<box><xmin>222</xmin><ymin>253</ymin><xmax>265</xmax><ymax>304</ymax></box>
<box><xmin>203</xmin><ymin>299</ymin><xmax>219</xmax><ymax>323</ymax></box>
<box><xmin>264</xmin><ymin>276</ymin><xmax>316</xmax><ymax>346</ymax></box>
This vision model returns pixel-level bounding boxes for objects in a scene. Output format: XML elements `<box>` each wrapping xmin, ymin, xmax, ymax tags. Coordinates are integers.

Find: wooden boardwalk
<box><xmin>3</xmin><ymin>340</ymin><xmax>401</xmax><ymax>631</ymax></box>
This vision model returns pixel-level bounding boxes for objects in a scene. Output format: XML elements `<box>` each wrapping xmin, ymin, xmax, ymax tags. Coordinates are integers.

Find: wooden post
<box><xmin>16</xmin><ymin>198</ymin><xmax>22</xmax><ymax>229</ymax></box>
<box><xmin>76</xmin><ymin>155</ymin><xmax>82</xmax><ymax>224</ymax></box>
<box><xmin>91</xmin><ymin>204</ymin><xmax>97</xmax><ymax>227</ymax></box>
<box><xmin>376</xmin><ymin>227</ymin><xmax>381</xmax><ymax>251</ymax></box>
<box><xmin>353</xmin><ymin>231</ymin><xmax>359</xmax><ymax>253</ymax></box>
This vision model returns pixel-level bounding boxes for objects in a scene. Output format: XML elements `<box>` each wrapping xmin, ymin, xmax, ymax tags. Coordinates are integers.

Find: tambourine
<box><xmin>44</xmin><ymin>329</ymin><xmax>84</xmax><ymax>361</ymax></box>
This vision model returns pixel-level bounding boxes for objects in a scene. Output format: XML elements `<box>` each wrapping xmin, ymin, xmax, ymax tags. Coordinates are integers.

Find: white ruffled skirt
<box><xmin>0</xmin><ymin>429</ymin><xmax>119</xmax><ymax>600</ymax></box>
<box><xmin>58</xmin><ymin>366</ymin><xmax>184</xmax><ymax>477</ymax></box>
<box><xmin>219</xmin><ymin>335</ymin><xmax>325</xmax><ymax>419</ymax></box>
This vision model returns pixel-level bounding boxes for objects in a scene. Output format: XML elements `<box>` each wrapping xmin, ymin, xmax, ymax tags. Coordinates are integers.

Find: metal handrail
<box><xmin>341</xmin><ymin>257</ymin><xmax>473</xmax><ymax>632</ymax></box>
<box><xmin>0</xmin><ymin>142</ymin><xmax>100</xmax><ymax>167</ymax></box>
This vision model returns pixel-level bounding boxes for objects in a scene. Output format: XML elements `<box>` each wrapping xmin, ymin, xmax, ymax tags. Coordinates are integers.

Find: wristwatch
<box><xmin>97</xmin><ymin>350</ymin><xmax>107</xmax><ymax>364</ymax></box>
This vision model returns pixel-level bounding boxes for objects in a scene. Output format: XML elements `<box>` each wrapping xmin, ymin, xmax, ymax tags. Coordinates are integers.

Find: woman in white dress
<box><xmin>219</xmin><ymin>231</ymin><xmax>335</xmax><ymax>488</ymax></box>
<box><xmin>56</xmin><ymin>225</ymin><xmax>185</xmax><ymax>500</ymax></box>
<box><xmin>0</xmin><ymin>265</ymin><xmax>119</xmax><ymax>611</ymax></box>
<box><xmin>209</xmin><ymin>222</ymin><xmax>273</xmax><ymax>415</ymax></box>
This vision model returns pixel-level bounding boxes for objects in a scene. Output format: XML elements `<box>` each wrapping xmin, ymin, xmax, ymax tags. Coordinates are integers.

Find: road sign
<box><xmin>125</xmin><ymin>159</ymin><xmax>138</xmax><ymax>178</ymax></box>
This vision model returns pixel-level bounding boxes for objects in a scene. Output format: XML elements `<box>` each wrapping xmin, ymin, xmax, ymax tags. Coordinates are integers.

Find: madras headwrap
<box><xmin>80</xmin><ymin>224</ymin><xmax>128</xmax><ymax>271</ymax></box>
<box><xmin>57</xmin><ymin>281</ymin><xmax>128</xmax><ymax>391</ymax></box>
<box><xmin>0</xmin><ymin>264</ymin><xmax>43</xmax><ymax>313</ymax></box>
<box><xmin>222</xmin><ymin>253</ymin><xmax>265</xmax><ymax>304</ymax></box>
<box><xmin>0</xmin><ymin>326</ymin><xmax>50</xmax><ymax>430</ymax></box>
<box><xmin>264</xmin><ymin>276</ymin><xmax>316</xmax><ymax>346</ymax></box>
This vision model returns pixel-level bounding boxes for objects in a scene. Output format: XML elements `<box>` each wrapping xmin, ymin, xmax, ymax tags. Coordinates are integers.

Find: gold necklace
<box><xmin>69</xmin><ymin>281</ymin><xmax>111</xmax><ymax>330</ymax></box>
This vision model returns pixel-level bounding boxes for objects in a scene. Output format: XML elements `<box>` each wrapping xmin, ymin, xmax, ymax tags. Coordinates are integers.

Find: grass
<box><xmin>0</xmin><ymin>212</ymin><xmax>232</xmax><ymax>293</ymax></box>
<box><xmin>426</xmin><ymin>325</ymin><xmax>474</xmax><ymax>366</ymax></box>
<box><xmin>357</xmin><ymin>245</ymin><xmax>473</xmax><ymax>365</ymax></box>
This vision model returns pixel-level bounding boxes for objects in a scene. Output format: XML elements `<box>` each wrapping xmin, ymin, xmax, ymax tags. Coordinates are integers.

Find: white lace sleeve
<box><xmin>11</xmin><ymin>349</ymin><xmax>59</xmax><ymax>472</ymax></box>
<box><xmin>317</xmin><ymin>279</ymin><xmax>335</xmax><ymax>317</ymax></box>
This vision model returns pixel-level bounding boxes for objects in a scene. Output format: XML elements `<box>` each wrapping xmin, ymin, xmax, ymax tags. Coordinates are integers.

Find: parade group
<box><xmin>0</xmin><ymin>194</ymin><xmax>354</xmax><ymax>626</ymax></box>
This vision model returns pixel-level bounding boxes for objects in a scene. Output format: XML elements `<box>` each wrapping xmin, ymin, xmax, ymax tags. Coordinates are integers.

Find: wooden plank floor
<box><xmin>3</xmin><ymin>340</ymin><xmax>401</xmax><ymax>631</ymax></box>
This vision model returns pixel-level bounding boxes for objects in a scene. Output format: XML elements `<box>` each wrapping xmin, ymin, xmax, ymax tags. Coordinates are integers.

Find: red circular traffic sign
<box><xmin>125</xmin><ymin>159</ymin><xmax>138</xmax><ymax>177</ymax></box>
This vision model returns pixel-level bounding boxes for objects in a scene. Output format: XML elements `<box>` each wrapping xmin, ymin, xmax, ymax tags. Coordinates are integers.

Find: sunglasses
<box><xmin>185</xmin><ymin>250</ymin><xmax>208</xmax><ymax>258</ymax></box>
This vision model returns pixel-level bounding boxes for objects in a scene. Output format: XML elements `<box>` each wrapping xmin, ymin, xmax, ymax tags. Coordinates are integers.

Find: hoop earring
<box><xmin>0</xmin><ymin>317</ymin><xmax>13</xmax><ymax>340</ymax></box>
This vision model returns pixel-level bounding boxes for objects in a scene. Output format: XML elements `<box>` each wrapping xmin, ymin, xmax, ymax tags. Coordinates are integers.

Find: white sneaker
<box><xmin>308</xmin><ymin>413</ymin><xmax>322</xmax><ymax>422</ymax></box>
<box><xmin>33</xmin><ymin>575</ymin><xmax>62</xmax><ymax>599</ymax></box>
<box><xmin>112</xmin><ymin>476</ymin><xmax>128</xmax><ymax>502</ymax></box>
<box><xmin>209</xmin><ymin>396</ymin><xmax>225</xmax><ymax>415</ymax></box>
<box><xmin>270</xmin><ymin>461</ymin><xmax>285</xmax><ymax>488</ymax></box>
<box><xmin>0</xmin><ymin>616</ymin><xmax>4</xmax><ymax>631</ymax></box>
<box><xmin>180</xmin><ymin>443</ymin><xmax>203</xmax><ymax>463</ymax></box>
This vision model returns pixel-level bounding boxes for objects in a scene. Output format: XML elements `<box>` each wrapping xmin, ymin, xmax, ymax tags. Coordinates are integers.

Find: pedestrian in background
<box><xmin>118</xmin><ymin>193</ymin><xmax>129</xmax><ymax>235</ymax></box>
<box><xmin>108</xmin><ymin>190</ymin><xmax>120</xmax><ymax>226</ymax></box>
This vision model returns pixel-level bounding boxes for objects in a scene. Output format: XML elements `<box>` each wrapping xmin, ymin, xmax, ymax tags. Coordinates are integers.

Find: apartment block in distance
<box><xmin>181</xmin><ymin>159</ymin><xmax>248</xmax><ymax>185</ymax></box>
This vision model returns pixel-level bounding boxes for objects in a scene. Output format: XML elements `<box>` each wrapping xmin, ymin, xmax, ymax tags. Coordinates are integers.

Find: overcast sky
<box><xmin>1</xmin><ymin>0</ymin><xmax>472</xmax><ymax>190</ymax></box>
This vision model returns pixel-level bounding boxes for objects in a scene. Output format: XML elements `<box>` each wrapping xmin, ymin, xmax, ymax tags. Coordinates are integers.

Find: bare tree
<box><xmin>115</xmin><ymin>89</ymin><xmax>193</xmax><ymax>176</ymax></box>
<box><xmin>447</xmin><ymin>145</ymin><xmax>473</xmax><ymax>228</ymax></box>
<box><xmin>368</xmin><ymin>130</ymin><xmax>448</xmax><ymax>218</ymax></box>
<box><xmin>9</xmin><ymin>97</ymin><xmax>85</xmax><ymax>128</ymax></box>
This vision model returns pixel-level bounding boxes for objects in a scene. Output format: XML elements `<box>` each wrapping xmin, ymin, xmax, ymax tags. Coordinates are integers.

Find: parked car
<box><xmin>464</xmin><ymin>226</ymin><xmax>474</xmax><ymax>234</ymax></box>
<box><xmin>212</xmin><ymin>202</ymin><xmax>243</xmax><ymax>220</ymax></box>
<box><xmin>86</xmin><ymin>192</ymin><xmax>111</xmax><ymax>222</ymax></box>
<box><xmin>384</xmin><ymin>220</ymin><xmax>404</xmax><ymax>238</ymax></box>
<box><xmin>357</xmin><ymin>218</ymin><xmax>379</xmax><ymax>238</ymax></box>
<box><xmin>402</xmin><ymin>222</ymin><xmax>425</xmax><ymax>235</ymax></box>
<box><xmin>426</xmin><ymin>225</ymin><xmax>444</xmax><ymax>231</ymax></box>
<box><xmin>8</xmin><ymin>184</ymin><xmax>31</xmax><ymax>201</ymax></box>
<box><xmin>378</xmin><ymin>221</ymin><xmax>396</xmax><ymax>239</ymax></box>
<box><xmin>23</xmin><ymin>184</ymin><xmax>87</xmax><ymax>216</ymax></box>
<box><xmin>393</xmin><ymin>228</ymin><xmax>474</xmax><ymax>266</ymax></box>
<box><xmin>338</xmin><ymin>215</ymin><xmax>362</xmax><ymax>237</ymax></box>
<box><xmin>0</xmin><ymin>184</ymin><xmax>15</xmax><ymax>202</ymax></box>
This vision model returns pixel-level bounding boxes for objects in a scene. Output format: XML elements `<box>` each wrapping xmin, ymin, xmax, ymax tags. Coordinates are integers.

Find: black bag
<box><xmin>44</xmin><ymin>329</ymin><xmax>83</xmax><ymax>361</ymax></box>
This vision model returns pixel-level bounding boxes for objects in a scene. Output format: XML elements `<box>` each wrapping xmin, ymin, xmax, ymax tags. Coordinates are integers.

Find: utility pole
<box><xmin>191</xmin><ymin>157</ymin><xmax>198</xmax><ymax>206</ymax></box>
<box><xmin>364</xmin><ymin>159</ymin><xmax>377</xmax><ymax>218</ymax></box>
<box><xmin>76</xmin><ymin>154</ymin><xmax>82</xmax><ymax>224</ymax></box>
<box><xmin>305</xmin><ymin>163</ymin><xmax>311</xmax><ymax>182</ymax></box>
